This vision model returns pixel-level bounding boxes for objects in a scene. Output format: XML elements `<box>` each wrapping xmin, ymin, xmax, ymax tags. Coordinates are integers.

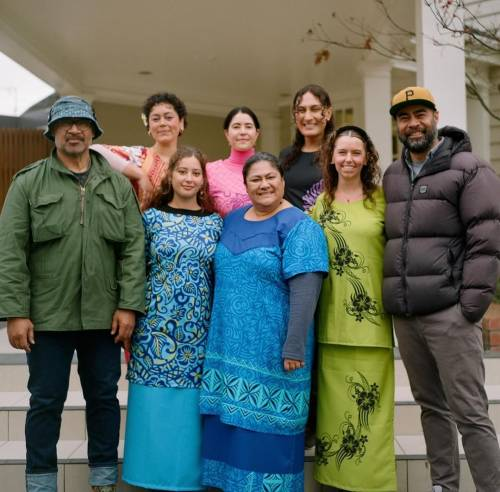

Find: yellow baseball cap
<box><xmin>390</xmin><ymin>86</ymin><xmax>437</xmax><ymax>117</ymax></box>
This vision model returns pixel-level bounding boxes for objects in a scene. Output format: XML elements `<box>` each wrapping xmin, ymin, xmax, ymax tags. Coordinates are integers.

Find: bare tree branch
<box><xmin>305</xmin><ymin>11</ymin><xmax>415</xmax><ymax>63</ymax></box>
<box><xmin>424</xmin><ymin>0</ymin><xmax>500</xmax><ymax>54</ymax></box>
<box><xmin>305</xmin><ymin>0</ymin><xmax>500</xmax><ymax>119</ymax></box>
<box><xmin>374</xmin><ymin>0</ymin><xmax>415</xmax><ymax>36</ymax></box>
<box><xmin>466</xmin><ymin>73</ymin><xmax>500</xmax><ymax>122</ymax></box>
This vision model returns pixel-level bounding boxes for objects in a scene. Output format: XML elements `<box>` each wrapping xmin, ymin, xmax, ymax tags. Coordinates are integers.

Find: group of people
<box><xmin>0</xmin><ymin>82</ymin><xmax>499</xmax><ymax>492</ymax></box>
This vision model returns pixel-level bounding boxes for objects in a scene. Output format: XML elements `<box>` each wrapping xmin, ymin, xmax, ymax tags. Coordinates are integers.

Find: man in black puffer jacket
<box><xmin>383</xmin><ymin>86</ymin><xmax>500</xmax><ymax>492</ymax></box>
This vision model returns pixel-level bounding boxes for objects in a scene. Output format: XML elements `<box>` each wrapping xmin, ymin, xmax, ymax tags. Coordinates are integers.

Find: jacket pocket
<box><xmin>30</xmin><ymin>193</ymin><xmax>66</xmax><ymax>242</ymax></box>
<box><xmin>95</xmin><ymin>190</ymin><xmax>126</xmax><ymax>242</ymax></box>
<box><xmin>446</xmin><ymin>245</ymin><xmax>464</xmax><ymax>285</ymax></box>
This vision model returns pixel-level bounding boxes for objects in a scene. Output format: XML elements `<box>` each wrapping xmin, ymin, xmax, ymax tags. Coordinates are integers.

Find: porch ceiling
<box><xmin>0</xmin><ymin>0</ymin><xmax>414</xmax><ymax>115</ymax></box>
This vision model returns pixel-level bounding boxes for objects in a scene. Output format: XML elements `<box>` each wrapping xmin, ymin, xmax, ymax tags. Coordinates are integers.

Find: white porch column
<box><xmin>415</xmin><ymin>0</ymin><xmax>466</xmax><ymax>129</ymax></box>
<box><xmin>357</xmin><ymin>60</ymin><xmax>393</xmax><ymax>171</ymax></box>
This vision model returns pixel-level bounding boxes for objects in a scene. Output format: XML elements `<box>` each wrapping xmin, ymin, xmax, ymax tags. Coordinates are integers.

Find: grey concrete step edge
<box><xmin>2</xmin><ymin>386</ymin><xmax>500</xmax><ymax>410</ymax></box>
<box><xmin>1</xmin><ymin>347</ymin><xmax>500</xmax><ymax>365</ymax></box>
<box><xmin>0</xmin><ymin>353</ymin><xmax>128</xmax><ymax>365</ymax></box>
<box><xmin>0</xmin><ymin>434</ymin><xmax>494</xmax><ymax>464</ymax></box>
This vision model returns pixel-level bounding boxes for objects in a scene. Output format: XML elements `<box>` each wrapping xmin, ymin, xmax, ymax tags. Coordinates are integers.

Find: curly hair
<box><xmin>149</xmin><ymin>146</ymin><xmax>214</xmax><ymax>213</ymax></box>
<box><xmin>282</xmin><ymin>84</ymin><xmax>335</xmax><ymax>169</ymax></box>
<box><xmin>142</xmin><ymin>92</ymin><xmax>188</xmax><ymax>130</ymax></box>
<box><xmin>320</xmin><ymin>125</ymin><xmax>381</xmax><ymax>207</ymax></box>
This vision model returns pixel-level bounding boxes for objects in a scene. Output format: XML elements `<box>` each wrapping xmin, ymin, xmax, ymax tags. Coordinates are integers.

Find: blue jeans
<box><xmin>25</xmin><ymin>330</ymin><xmax>121</xmax><ymax>482</ymax></box>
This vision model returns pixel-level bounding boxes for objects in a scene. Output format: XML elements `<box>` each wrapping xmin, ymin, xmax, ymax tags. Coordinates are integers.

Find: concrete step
<box><xmin>3</xmin><ymin>348</ymin><xmax>500</xmax><ymax>389</ymax></box>
<box><xmin>0</xmin><ymin>391</ymin><xmax>128</xmax><ymax>441</ymax></box>
<box><xmin>395</xmin><ymin>384</ymin><xmax>500</xmax><ymax>435</ymax></box>
<box><xmin>2</xmin><ymin>325</ymin><xmax>500</xmax><ymax>390</ymax></box>
<box><xmin>0</xmin><ymin>437</ymin><xmax>483</xmax><ymax>491</ymax></box>
<box><xmin>2</xmin><ymin>386</ymin><xmax>500</xmax><ymax>439</ymax></box>
<box><xmin>0</xmin><ymin>326</ymin><xmax>495</xmax><ymax>491</ymax></box>
<box><xmin>0</xmin><ymin>363</ymin><xmax>130</xmax><ymax>392</ymax></box>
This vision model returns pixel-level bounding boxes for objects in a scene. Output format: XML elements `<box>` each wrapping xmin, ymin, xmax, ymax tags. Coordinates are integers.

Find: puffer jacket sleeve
<box><xmin>0</xmin><ymin>178</ymin><xmax>31</xmax><ymax>318</ymax></box>
<box><xmin>459</xmin><ymin>159</ymin><xmax>500</xmax><ymax>322</ymax></box>
<box><xmin>116</xmin><ymin>183</ymin><xmax>146</xmax><ymax>314</ymax></box>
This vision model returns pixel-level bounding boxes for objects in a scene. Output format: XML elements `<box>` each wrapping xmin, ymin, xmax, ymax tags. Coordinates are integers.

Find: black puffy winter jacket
<box><xmin>383</xmin><ymin>126</ymin><xmax>500</xmax><ymax>322</ymax></box>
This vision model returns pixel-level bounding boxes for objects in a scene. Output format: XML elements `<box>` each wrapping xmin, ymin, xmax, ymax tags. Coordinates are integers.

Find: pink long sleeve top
<box><xmin>206</xmin><ymin>148</ymin><xmax>254</xmax><ymax>217</ymax></box>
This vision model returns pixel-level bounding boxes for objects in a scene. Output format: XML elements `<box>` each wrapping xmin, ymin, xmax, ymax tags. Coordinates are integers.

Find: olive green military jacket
<box><xmin>0</xmin><ymin>150</ymin><xmax>145</xmax><ymax>331</ymax></box>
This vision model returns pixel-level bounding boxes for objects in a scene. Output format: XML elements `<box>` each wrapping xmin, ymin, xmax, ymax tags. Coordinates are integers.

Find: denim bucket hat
<box><xmin>44</xmin><ymin>96</ymin><xmax>103</xmax><ymax>141</ymax></box>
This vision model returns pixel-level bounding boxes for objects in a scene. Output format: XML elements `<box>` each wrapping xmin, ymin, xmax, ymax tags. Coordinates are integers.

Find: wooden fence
<box><xmin>0</xmin><ymin>129</ymin><xmax>52</xmax><ymax>208</ymax></box>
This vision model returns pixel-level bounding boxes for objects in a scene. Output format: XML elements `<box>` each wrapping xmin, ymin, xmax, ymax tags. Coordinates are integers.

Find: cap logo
<box><xmin>405</xmin><ymin>89</ymin><xmax>415</xmax><ymax>101</ymax></box>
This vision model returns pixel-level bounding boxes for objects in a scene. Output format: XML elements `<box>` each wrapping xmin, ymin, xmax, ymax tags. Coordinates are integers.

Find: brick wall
<box><xmin>483</xmin><ymin>304</ymin><xmax>500</xmax><ymax>351</ymax></box>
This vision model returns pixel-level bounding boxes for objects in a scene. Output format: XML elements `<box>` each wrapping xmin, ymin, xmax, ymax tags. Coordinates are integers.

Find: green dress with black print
<box><xmin>310</xmin><ymin>188</ymin><xmax>397</xmax><ymax>492</ymax></box>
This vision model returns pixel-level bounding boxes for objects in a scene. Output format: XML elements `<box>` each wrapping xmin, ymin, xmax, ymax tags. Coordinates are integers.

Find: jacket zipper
<box><xmin>401</xmin><ymin>177</ymin><xmax>415</xmax><ymax>316</ymax></box>
<box><xmin>79</xmin><ymin>185</ymin><xmax>86</xmax><ymax>225</ymax></box>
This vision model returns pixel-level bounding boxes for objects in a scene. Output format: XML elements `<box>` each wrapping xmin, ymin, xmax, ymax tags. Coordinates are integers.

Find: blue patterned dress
<box><xmin>200</xmin><ymin>205</ymin><xmax>328</xmax><ymax>492</ymax></box>
<box><xmin>122</xmin><ymin>206</ymin><xmax>222</xmax><ymax>491</ymax></box>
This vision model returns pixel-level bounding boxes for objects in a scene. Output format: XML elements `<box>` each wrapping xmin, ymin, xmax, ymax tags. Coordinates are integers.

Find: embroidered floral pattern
<box><xmin>318</xmin><ymin>207</ymin><xmax>381</xmax><ymax>324</ymax></box>
<box><xmin>316</xmin><ymin>371</ymin><xmax>380</xmax><ymax>469</ymax></box>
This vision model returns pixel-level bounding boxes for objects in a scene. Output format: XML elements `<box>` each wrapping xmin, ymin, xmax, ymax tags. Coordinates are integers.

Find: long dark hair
<box><xmin>282</xmin><ymin>84</ymin><xmax>335</xmax><ymax>169</ymax></box>
<box><xmin>149</xmin><ymin>146</ymin><xmax>214</xmax><ymax>213</ymax></box>
<box><xmin>321</xmin><ymin>125</ymin><xmax>381</xmax><ymax>206</ymax></box>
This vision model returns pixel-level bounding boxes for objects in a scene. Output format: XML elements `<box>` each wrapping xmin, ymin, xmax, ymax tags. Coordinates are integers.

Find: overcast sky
<box><xmin>0</xmin><ymin>51</ymin><xmax>54</xmax><ymax>117</ymax></box>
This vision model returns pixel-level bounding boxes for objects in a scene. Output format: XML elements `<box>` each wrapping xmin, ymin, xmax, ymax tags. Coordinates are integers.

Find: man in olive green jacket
<box><xmin>0</xmin><ymin>96</ymin><xmax>145</xmax><ymax>492</ymax></box>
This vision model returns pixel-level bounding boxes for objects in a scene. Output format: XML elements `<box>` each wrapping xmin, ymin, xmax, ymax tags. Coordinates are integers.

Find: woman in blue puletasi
<box><xmin>200</xmin><ymin>152</ymin><xmax>329</xmax><ymax>492</ymax></box>
<box><xmin>122</xmin><ymin>147</ymin><xmax>222</xmax><ymax>491</ymax></box>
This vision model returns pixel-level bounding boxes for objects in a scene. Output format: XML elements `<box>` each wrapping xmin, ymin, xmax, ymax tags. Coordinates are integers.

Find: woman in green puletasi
<box><xmin>309</xmin><ymin>126</ymin><xmax>396</xmax><ymax>492</ymax></box>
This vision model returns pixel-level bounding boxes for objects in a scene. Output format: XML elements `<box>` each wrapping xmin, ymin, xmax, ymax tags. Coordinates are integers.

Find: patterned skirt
<box><xmin>122</xmin><ymin>383</ymin><xmax>204</xmax><ymax>491</ymax></box>
<box><xmin>201</xmin><ymin>415</ymin><xmax>305</xmax><ymax>491</ymax></box>
<box><xmin>314</xmin><ymin>344</ymin><xmax>397</xmax><ymax>491</ymax></box>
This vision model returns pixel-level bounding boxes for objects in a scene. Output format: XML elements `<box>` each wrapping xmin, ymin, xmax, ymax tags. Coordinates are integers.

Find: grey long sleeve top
<box><xmin>282</xmin><ymin>271</ymin><xmax>323</xmax><ymax>361</ymax></box>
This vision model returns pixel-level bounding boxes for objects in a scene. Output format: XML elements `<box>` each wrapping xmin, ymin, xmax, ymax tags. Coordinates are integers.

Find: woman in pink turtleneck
<box><xmin>207</xmin><ymin>107</ymin><xmax>260</xmax><ymax>216</ymax></box>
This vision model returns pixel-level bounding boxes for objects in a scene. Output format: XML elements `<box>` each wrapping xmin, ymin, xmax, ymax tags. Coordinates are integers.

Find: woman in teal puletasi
<box><xmin>199</xmin><ymin>152</ymin><xmax>329</xmax><ymax>492</ymax></box>
<box><xmin>122</xmin><ymin>146</ymin><xmax>222</xmax><ymax>491</ymax></box>
<box><xmin>310</xmin><ymin>126</ymin><xmax>396</xmax><ymax>492</ymax></box>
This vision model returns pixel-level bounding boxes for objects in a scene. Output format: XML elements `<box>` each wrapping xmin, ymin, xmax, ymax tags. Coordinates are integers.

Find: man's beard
<box><xmin>398</xmin><ymin>124</ymin><xmax>437</xmax><ymax>154</ymax></box>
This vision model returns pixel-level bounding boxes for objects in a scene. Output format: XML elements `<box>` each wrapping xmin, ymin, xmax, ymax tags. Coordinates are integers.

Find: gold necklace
<box><xmin>336</xmin><ymin>189</ymin><xmax>364</xmax><ymax>203</ymax></box>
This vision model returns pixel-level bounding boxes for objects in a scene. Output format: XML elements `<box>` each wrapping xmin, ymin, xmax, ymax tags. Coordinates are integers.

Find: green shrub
<box><xmin>495</xmin><ymin>278</ymin><xmax>500</xmax><ymax>303</ymax></box>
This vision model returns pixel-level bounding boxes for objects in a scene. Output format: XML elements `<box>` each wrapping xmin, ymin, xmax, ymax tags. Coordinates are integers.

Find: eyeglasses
<box><xmin>293</xmin><ymin>105</ymin><xmax>325</xmax><ymax>119</ymax></box>
<box><xmin>54</xmin><ymin>119</ymin><xmax>93</xmax><ymax>131</ymax></box>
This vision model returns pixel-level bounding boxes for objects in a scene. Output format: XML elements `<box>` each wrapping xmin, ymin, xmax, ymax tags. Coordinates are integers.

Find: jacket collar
<box><xmin>399</xmin><ymin>126</ymin><xmax>471</xmax><ymax>179</ymax></box>
<box><xmin>48</xmin><ymin>149</ymin><xmax>115</xmax><ymax>181</ymax></box>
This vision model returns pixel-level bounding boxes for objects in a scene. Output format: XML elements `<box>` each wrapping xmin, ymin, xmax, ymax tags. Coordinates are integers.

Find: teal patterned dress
<box><xmin>123</xmin><ymin>206</ymin><xmax>222</xmax><ymax>491</ymax></box>
<box><xmin>200</xmin><ymin>205</ymin><xmax>328</xmax><ymax>492</ymax></box>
